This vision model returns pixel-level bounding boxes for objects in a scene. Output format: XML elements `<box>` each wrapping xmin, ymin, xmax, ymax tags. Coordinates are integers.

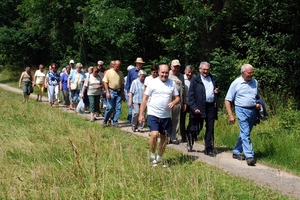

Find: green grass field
<box><xmin>0</xmin><ymin>68</ymin><xmax>296</xmax><ymax>199</ymax></box>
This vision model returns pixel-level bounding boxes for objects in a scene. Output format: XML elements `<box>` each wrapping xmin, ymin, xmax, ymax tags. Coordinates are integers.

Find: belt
<box><xmin>109</xmin><ymin>88</ymin><xmax>121</xmax><ymax>91</ymax></box>
<box><xmin>238</xmin><ymin>106</ymin><xmax>255</xmax><ymax>109</ymax></box>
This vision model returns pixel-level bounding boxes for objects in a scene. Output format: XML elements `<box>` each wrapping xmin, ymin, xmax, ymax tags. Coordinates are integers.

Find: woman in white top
<box><xmin>33</xmin><ymin>64</ymin><xmax>46</xmax><ymax>101</ymax></box>
<box><xmin>81</xmin><ymin>67</ymin><xmax>102</xmax><ymax>122</ymax></box>
<box><xmin>144</xmin><ymin>64</ymin><xmax>159</xmax><ymax>91</ymax></box>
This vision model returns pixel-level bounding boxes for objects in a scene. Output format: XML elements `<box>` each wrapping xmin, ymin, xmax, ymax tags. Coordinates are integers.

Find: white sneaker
<box><xmin>151</xmin><ymin>158</ymin><xmax>167</xmax><ymax>168</ymax></box>
<box><xmin>151</xmin><ymin>159</ymin><xmax>160</xmax><ymax>167</ymax></box>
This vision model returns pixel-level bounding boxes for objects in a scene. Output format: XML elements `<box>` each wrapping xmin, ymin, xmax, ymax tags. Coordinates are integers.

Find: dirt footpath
<box><xmin>1</xmin><ymin>82</ymin><xmax>300</xmax><ymax>199</ymax></box>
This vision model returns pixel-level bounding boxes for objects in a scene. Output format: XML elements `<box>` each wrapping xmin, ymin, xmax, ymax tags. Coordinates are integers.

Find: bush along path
<box><xmin>1</xmin><ymin>82</ymin><xmax>300</xmax><ymax>199</ymax></box>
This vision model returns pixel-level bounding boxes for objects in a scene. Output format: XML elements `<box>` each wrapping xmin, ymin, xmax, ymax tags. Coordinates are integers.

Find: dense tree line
<box><xmin>0</xmin><ymin>0</ymin><xmax>300</xmax><ymax>108</ymax></box>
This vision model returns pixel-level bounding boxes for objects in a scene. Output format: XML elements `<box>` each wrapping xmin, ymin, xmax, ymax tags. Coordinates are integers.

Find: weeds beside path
<box><xmin>1</xmin><ymin>82</ymin><xmax>300</xmax><ymax>199</ymax></box>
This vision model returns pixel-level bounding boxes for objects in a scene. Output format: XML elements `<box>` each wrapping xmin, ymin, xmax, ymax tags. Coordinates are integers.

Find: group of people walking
<box><xmin>18</xmin><ymin>58</ymin><xmax>261</xmax><ymax>167</ymax></box>
<box><xmin>135</xmin><ymin>60</ymin><xmax>260</xmax><ymax>167</ymax></box>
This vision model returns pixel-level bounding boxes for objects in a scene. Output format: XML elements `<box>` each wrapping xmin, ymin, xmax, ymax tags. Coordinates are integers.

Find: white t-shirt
<box><xmin>34</xmin><ymin>70</ymin><xmax>46</xmax><ymax>84</ymax></box>
<box><xmin>144</xmin><ymin>75</ymin><xmax>155</xmax><ymax>103</ymax></box>
<box><xmin>145</xmin><ymin>77</ymin><xmax>179</xmax><ymax>118</ymax></box>
<box><xmin>144</xmin><ymin>75</ymin><xmax>154</xmax><ymax>87</ymax></box>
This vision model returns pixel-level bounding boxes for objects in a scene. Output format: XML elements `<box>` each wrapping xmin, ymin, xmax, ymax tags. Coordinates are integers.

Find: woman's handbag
<box><xmin>29</xmin><ymin>83</ymin><xmax>34</xmax><ymax>93</ymax></box>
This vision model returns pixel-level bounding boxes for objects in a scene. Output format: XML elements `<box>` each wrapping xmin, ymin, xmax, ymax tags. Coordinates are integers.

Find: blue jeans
<box><xmin>104</xmin><ymin>89</ymin><xmax>122</xmax><ymax>125</ymax></box>
<box><xmin>22</xmin><ymin>82</ymin><xmax>31</xmax><ymax>95</ymax></box>
<box><xmin>70</xmin><ymin>89</ymin><xmax>81</xmax><ymax>103</ymax></box>
<box><xmin>232</xmin><ymin>106</ymin><xmax>256</xmax><ymax>158</ymax></box>
<box><xmin>125</xmin><ymin>91</ymin><xmax>132</xmax><ymax>123</ymax></box>
<box><xmin>127</xmin><ymin>106</ymin><xmax>132</xmax><ymax>123</ymax></box>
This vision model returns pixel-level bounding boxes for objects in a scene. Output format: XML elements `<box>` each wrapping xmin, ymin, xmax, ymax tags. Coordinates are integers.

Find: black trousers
<box><xmin>180</xmin><ymin>105</ymin><xmax>191</xmax><ymax>141</ymax></box>
<box><xmin>189</xmin><ymin>102</ymin><xmax>216</xmax><ymax>152</ymax></box>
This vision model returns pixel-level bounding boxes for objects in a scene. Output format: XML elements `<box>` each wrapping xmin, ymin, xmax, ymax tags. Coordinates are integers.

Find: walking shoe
<box><xmin>204</xmin><ymin>151</ymin><xmax>215</xmax><ymax>157</ymax></box>
<box><xmin>90</xmin><ymin>118</ymin><xmax>95</xmax><ymax>122</ymax></box>
<box><xmin>181</xmin><ymin>138</ymin><xmax>187</xmax><ymax>143</ymax></box>
<box><xmin>151</xmin><ymin>159</ymin><xmax>160</xmax><ymax>167</ymax></box>
<box><xmin>187</xmin><ymin>143</ymin><xmax>193</xmax><ymax>152</ymax></box>
<box><xmin>169</xmin><ymin>139</ymin><xmax>180</xmax><ymax>145</ymax></box>
<box><xmin>102</xmin><ymin>121</ymin><xmax>108</xmax><ymax>127</ymax></box>
<box><xmin>131</xmin><ymin>125</ymin><xmax>136</xmax><ymax>132</ymax></box>
<box><xmin>232</xmin><ymin>154</ymin><xmax>246</xmax><ymax>160</ymax></box>
<box><xmin>246</xmin><ymin>157</ymin><xmax>256</xmax><ymax>166</ymax></box>
<box><xmin>151</xmin><ymin>159</ymin><xmax>167</xmax><ymax>168</ymax></box>
<box><xmin>137</xmin><ymin>127</ymin><xmax>143</xmax><ymax>133</ymax></box>
<box><xmin>112</xmin><ymin>123</ymin><xmax>122</xmax><ymax>128</ymax></box>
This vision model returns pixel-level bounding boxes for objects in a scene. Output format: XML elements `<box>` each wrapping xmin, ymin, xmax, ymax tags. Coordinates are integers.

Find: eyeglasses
<box><xmin>201</xmin><ymin>68</ymin><xmax>210</xmax><ymax>71</ymax></box>
<box><xmin>98</xmin><ymin>65</ymin><xmax>103</xmax><ymax>66</ymax></box>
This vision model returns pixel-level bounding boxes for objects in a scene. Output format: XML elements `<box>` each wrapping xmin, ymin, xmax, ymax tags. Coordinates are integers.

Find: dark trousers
<box><xmin>189</xmin><ymin>102</ymin><xmax>216</xmax><ymax>152</ymax></box>
<box><xmin>180</xmin><ymin>105</ymin><xmax>191</xmax><ymax>141</ymax></box>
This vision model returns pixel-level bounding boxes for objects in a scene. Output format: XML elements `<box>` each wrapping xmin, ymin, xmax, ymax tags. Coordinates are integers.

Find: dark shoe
<box><xmin>246</xmin><ymin>157</ymin><xmax>256</xmax><ymax>166</ymax></box>
<box><xmin>181</xmin><ymin>139</ymin><xmax>187</xmax><ymax>143</ymax></box>
<box><xmin>187</xmin><ymin>143</ymin><xmax>193</xmax><ymax>152</ymax></box>
<box><xmin>112</xmin><ymin>123</ymin><xmax>122</xmax><ymax>128</ymax></box>
<box><xmin>232</xmin><ymin>154</ymin><xmax>246</xmax><ymax>160</ymax></box>
<box><xmin>169</xmin><ymin>139</ymin><xmax>180</xmax><ymax>145</ymax></box>
<box><xmin>131</xmin><ymin>126</ymin><xmax>136</xmax><ymax>132</ymax></box>
<box><xmin>204</xmin><ymin>151</ymin><xmax>214</xmax><ymax>157</ymax></box>
<box><xmin>137</xmin><ymin>127</ymin><xmax>143</xmax><ymax>133</ymax></box>
<box><xmin>102</xmin><ymin>121</ymin><xmax>108</xmax><ymax>127</ymax></box>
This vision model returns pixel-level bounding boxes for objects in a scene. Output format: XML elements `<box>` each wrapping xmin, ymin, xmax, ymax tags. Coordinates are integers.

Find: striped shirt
<box><xmin>129</xmin><ymin>78</ymin><xmax>144</xmax><ymax>104</ymax></box>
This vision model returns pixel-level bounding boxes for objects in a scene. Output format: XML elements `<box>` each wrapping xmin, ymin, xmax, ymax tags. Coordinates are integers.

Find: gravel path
<box><xmin>1</xmin><ymin>82</ymin><xmax>300</xmax><ymax>199</ymax></box>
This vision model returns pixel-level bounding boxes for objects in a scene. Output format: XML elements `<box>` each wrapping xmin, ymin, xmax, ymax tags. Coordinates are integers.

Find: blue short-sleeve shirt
<box><xmin>225</xmin><ymin>76</ymin><xmax>258</xmax><ymax>107</ymax></box>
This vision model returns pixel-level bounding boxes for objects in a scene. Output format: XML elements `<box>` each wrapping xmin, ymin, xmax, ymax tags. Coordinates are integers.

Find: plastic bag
<box><xmin>76</xmin><ymin>98</ymin><xmax>85</xmax><ymax>113</ymax></box>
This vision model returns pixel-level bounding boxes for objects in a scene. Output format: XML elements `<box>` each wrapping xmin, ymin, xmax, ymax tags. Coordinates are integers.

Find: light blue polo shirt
<box><xmin>225</xmin><ymin>76</ymin><xmax>258</xmax><ymax>107</ymax></box>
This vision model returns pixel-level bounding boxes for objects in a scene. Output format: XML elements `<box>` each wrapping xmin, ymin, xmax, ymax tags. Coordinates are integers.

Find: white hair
<box><xmin>241</xmin><ymin>64</ymin><xmax>253</xmax><ymax>73</ymax></box>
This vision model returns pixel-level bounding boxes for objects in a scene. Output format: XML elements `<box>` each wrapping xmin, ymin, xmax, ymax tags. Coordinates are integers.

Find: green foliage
<box><xmin>1</xmin><ymin>0</ymin><xmax>300</xmax><ymax>105</ymax></box>
<box><xmin>161</xmin><ymin>0</ymin><xmax>221</xmax><ymax>64</ymax></box>
<box><xmin>222</xmin><ymin>0</ymin><xmax>300</xmax><ymax>104</ymax></box>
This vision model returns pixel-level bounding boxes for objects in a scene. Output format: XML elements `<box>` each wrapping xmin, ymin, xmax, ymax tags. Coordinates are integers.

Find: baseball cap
<box><xmin>69</xmin><ymin>60</ymin><xmax>75</xmax><ymax>64</ymax></box>
<box><xmin>171</xmin><ymin>59</ymin><xmax>181</xmax><ymax>66</ymax></box>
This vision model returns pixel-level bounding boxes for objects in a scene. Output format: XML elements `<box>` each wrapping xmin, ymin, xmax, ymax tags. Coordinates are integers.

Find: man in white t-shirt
<box><xmin>139</xmin><ymin>64</ymin><xmax>180</xmax><ymax>167</ymax></box>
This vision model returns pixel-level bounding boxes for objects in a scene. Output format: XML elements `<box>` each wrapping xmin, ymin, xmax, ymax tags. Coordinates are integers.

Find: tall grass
<box><xmin>0</xmin><ymin>87</ymin><xmax>293</xmax><ymax>199</ymax></box>
<box><xmin>214</xmin><ymin>108</ymin><xmax>300</xmax><ymax>175</ymax></box>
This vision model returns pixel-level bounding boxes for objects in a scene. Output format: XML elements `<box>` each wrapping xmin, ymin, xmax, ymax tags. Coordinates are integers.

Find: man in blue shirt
<box><xmin>225</xmin><ymin>64</ymin><xmax>260</xmax><ymax>166</ymax></box>
<box><xmin>125</xmin><ymin>57</ymin><xmax>145</xmax><ymax>93</ymax></box>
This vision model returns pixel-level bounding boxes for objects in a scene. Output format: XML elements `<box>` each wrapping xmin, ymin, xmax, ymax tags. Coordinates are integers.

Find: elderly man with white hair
<box><xmin>225</xmin><ymin>64</ymin><xmax>260</xmax><ymax>166</ymax></box>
